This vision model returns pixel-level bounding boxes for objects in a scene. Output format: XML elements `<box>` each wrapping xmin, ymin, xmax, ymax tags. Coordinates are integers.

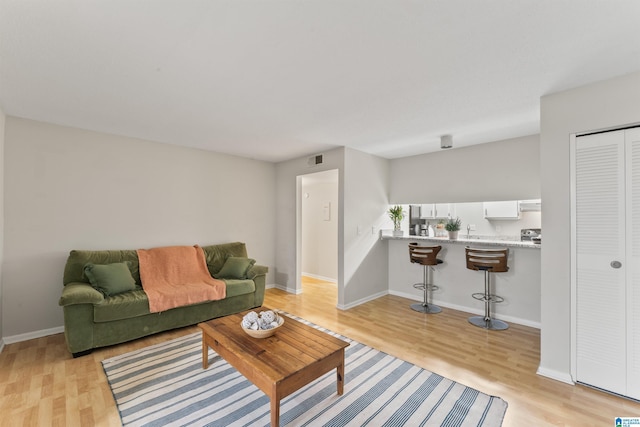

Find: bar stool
<box><xmin>465</xmin><ymin>246</ymin><xmax>509</xmax><ymax>330</ymax></box>
<box><xmin>408</xmin><ymin>243</ymin><xmax>443</xmax><ymax>314</ymax></box>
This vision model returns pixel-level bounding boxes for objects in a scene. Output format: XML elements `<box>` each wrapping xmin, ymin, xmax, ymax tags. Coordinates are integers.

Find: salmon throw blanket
<box><xmin>137</xmin><ymin>245</ymin><xmax>226</xmax><ymax>313</ymax></box>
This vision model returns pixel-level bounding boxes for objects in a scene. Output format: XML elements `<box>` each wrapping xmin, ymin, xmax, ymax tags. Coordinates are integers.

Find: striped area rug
<box><xmin>102</xmin><ymin>315</ymin><xmax>507</xmax><ymax>426</ymax></box>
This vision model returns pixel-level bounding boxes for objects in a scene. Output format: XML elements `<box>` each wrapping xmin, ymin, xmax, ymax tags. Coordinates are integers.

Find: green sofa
<box><xmin>58</xmin><ymin>242</ymin><xmax>267</xmax><ymax>357</ymax></box>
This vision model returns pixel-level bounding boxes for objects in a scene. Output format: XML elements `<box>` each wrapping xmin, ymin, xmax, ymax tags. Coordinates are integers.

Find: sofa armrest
<box><xmin>247</xmin><ymin>264</ymin><xmax>268</xmax><ymax>306</ymax></box>
<box><xmin>59</xmin><ymin>282</ymin><xmax>104</xmax><ymax>306</ymax></box>
<box><xmin>247</xmin><ymin>264</ymin><xmax>268</xmax><ymax>280</ymax></box>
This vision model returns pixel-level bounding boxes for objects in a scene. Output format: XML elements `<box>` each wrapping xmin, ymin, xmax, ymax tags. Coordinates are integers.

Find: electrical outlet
<box><xmin>469</xmin><ymin>224</ymin><xmax>476</xmax><ymax>231</ymax></box>
<box><xmin>371</xmin><ymin>226</ymin><xmax>376</xmax><ymax>235</ymax></box>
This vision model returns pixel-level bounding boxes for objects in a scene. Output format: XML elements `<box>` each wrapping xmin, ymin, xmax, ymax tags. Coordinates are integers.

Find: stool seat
<box><xmin>409</xmin><ymin>243</ymin><xmax>443</xmax><ymax>314</ymax></box>
<box><xmin>465</xmin><ymin>246</ymin><xmax>509</xmax><ymax>330</ymax></box>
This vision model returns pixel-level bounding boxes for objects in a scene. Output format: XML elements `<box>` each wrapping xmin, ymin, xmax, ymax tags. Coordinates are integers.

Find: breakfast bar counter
<box><xmin>381</xmin><ymin>233</ymin><xmax>541</xmax><ymax>249</ymax></box>
<box><xmin>382</xmin><ymin>233</ymin><xmax>541</xmax><ymax>328</ymax></box>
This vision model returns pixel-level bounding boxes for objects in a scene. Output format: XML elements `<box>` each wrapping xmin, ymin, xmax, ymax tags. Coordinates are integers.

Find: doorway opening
<box><xmin>298</xmin><ymin>169</ymin><xmax>339</xmax><ymax>299</ymax></box>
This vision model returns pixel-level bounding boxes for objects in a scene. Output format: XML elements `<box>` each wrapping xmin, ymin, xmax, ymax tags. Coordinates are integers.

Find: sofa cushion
<box><xmin>64</xmin><ymin>249</ymin><xmax>141</xmax><ymax>286</ymax></box>
<box><xmin>201</xmin><ymin>242</ymin><xmax>248</xmax><ymax>276</ymax></box>
<box><xmin>213</xmin><ymin>257</ymin><xmax>256</xmax><ymax>279</ymax></box>
<box><xmin>84</xmin><ymin>262</ymin><xmax>136</xmax><ymax>296</ymax></box>
<box><xmin>93</xmin><ymin>280</ymin><xmax>255</xmax><ymax>323</ymax></box>
<box><xmin>224</xmin><ymin>279</ymin><xmax>256</xmax><ymax>298</ymax></box>
<box><xmin>65</xmin><ymin>243</ymin><xmax>250</xmax><ymax>286</ymax></box>
<box><xmin>93</xmin><ymin>289</ymin><xmax>152</xmax><ymax>322</ymax></box>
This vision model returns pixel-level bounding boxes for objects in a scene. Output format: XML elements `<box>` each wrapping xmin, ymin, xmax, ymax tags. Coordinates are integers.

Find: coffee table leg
<box><xmin>202</xmin><ymin>339</ymin><xmax>209</xmax><ymax>369</ymax></box>
<box><xmin>337</xmin><ymin>360</ymin><xmax>345</xmax><ymax>395</ymax></box>
<box><xmin>335</xmin><ymin>349</ymin><xmax>346</xmax><ymax>395</ymax></box>
<box><xmin>270</xmin><ymin>397</ymin><xmax>280</xmax><ymax>427</ymax></box>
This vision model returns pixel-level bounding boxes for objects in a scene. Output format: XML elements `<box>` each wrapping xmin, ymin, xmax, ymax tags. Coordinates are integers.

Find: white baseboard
<box><xmin>269</xmin><ymin>283</ymin><xmax>303</xmax><ymax>295</ymax></box>
<box><xmin>3</xmin><ymin>326</ymin><xmax>64</xmax><ymax>345</ymax></box>
<box><xmin>301</xmin><ymin>273</ymin><xmax>337</xmax><ymax>283</ymax></box>
<box><xmin>337</xmin><ymin>290</ymin><xmax>389</xmax><ymax>310</ymax></box>
<box><xmin>269</xmin><ymin>281</ymin><xmax>386</xmax><ymax>309</ymax></box>
<box><xmin>536</xmin><ymin>366</ymin><xmax>574</xmax><ymax>385</ymax></box>
<box><xmin>388</xmin><ymin>290</ymin><xmax>541</xmax><ymax>329</ymax></box>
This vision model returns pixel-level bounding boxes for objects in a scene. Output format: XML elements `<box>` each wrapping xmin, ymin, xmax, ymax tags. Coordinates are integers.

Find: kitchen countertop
<box><xmin>380</xmin><ymin>232</ymin><xmax>541</xmax><ymax>249</ymax></box>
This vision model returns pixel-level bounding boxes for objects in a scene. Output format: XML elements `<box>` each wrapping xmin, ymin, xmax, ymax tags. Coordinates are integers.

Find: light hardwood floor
<box><xmin>1</xmin><ymin>277</ymin><xmax>639</xmax><ymax>426</ymax></box>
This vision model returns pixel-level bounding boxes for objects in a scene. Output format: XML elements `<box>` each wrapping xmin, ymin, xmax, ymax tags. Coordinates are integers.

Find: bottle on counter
<box><xmin>427</xmin><ymin>222</ymin><xmax>435</xmax><ymax>237</ymax></box>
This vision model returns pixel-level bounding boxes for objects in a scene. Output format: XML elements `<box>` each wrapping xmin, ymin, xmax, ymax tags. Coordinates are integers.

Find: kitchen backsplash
<box><xmin>403</xmin><ymin>201</ymin><xmax>542</xmax><ymax>238</ymax></box>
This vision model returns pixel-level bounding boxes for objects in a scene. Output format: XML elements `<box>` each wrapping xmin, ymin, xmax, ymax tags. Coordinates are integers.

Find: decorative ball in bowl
<box><xmin>241</xmin><ymin>310</ymin><xmax>285</xmax><ymax>338</ymax></box>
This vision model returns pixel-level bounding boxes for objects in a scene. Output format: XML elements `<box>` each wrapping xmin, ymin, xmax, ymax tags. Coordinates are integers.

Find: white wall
<box><xmin>301</xmin><ymin>170</ymin><xmax>338</xmax><ymax>281</ymax></box>
<box><xmin>539</xmin><ymin>71</ymin><xmax>640</xmax><ymax>382</ymax></box>
<box><xmin>0</xmin><ymin>109</ymin><xmax>5</xmax><ymax>350</ymax></box>
<box><xmin>390</xmin><ymin>135</ymin><xmax>540</xmax><ymax>203</ymax></box>
<box><xmin>2</xmin><ymin>117</ymin><xmax>276</xmax><ymax>339</ymax></box>
<box><xmin>342</xmin><ymin>148</ymin><xmax>390</xmax><ymax>307</ymax></box>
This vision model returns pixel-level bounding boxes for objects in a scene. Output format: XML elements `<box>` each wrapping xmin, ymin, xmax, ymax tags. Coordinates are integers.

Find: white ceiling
<box><xmin>1</xmin><ymin>1</ymin><xmax>639</xmax><ymax>163</ymax></box>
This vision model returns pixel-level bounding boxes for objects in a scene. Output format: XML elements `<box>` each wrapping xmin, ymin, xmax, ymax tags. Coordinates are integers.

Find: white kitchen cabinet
<box><xmin>419</xmin><ymin>204</ymin><xmax>435</xmax><ymax>219</ymax></box>
<box><xmin>419</xmin><ymin>203</ymin><xmax>455</xmax><ymax>219</ymax></box>
<box><xmin>518</xmin><ymin>199</ymin><xmax>542</xmax><ymax>212</ymax></box>
<box><xmin>435</xmin><ymin>203</ymin><xmax>455</xmax><ymax>219</ymax></box>
<box><xmin>573</xmin><ymin>127</ymin><xmax>640</xmax><ymax>400</ymax></box>
<box><xmin>483</xmin><ymin>201</ymin><xmax>519</xmax><ymax>219</ymax></box>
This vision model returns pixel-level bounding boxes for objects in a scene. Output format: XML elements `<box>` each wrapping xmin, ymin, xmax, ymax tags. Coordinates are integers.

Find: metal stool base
<box><xmin>409</xmin><ymin>260</ymin><xmax>442</xmax><ymax>314</ymax></box>
<box><xmin>411</xmin><ymin>303</ymin><xmax>442</xmax><ymax>314</ymax></box>
<box><xmin>468</xmin><ymin>316</ymin><xmax>509</xmax><ymax>330</ymax></box>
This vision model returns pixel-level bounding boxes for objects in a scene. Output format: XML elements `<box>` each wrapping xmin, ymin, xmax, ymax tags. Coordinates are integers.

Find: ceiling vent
<box><xmin>307</xmin><ymin>154</ymin><xmax>324</xmax><ymax>167</ymax></box>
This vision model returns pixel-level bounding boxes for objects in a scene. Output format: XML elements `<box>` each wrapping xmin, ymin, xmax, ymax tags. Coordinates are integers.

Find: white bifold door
<box><xmin>573</xmin><ymin>127</ymin><xmax>640</xmax><ymax>400</ymax></box>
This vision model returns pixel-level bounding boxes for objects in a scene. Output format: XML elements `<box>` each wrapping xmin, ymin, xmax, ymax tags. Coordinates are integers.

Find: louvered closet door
<box><xmin>627</xmin><ymin>127</ymin><xmax>640</xmax><ymax>400</ymax></box>
<box><xmin>575</xmin><ymin>130</ymin><xmax>626</xmax><ymax>395</ymax></box>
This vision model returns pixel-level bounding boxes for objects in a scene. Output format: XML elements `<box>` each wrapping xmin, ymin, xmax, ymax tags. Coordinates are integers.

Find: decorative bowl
<box><xmin>241</xmin><ymin>314</ymin><xmax>285</xmax><ymax>339</ymax></box>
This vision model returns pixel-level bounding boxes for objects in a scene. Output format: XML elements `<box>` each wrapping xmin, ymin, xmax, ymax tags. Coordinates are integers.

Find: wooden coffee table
<box><xmin>198</xmin><ymin>309</ymin><xmax>350</xmax><ymax>427</ymax></box>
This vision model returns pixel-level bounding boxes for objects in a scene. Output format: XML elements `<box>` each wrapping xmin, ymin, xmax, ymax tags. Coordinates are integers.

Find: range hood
<box><xmin>519</xmin><ymin>199</ymin><xmax>542</xmax><ymax>212</ymax></box>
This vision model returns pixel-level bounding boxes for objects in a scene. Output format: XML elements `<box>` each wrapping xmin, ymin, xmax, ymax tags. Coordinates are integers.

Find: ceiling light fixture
<box><xmin>440</xmin><ymin>135</ymin><xmax>453</xmax><ymax>149</ymax></box>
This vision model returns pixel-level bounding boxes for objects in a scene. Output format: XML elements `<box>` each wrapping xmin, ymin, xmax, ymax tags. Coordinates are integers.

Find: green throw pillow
<box><xmin>213</xmin><ymin>257</ymin><xmax>256</xmax><ymax>280</ymax></box>
<box><xmin>84</xmin><ymin>261</ymin><xmax>136</xmax><ymax>296</ymax></box>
